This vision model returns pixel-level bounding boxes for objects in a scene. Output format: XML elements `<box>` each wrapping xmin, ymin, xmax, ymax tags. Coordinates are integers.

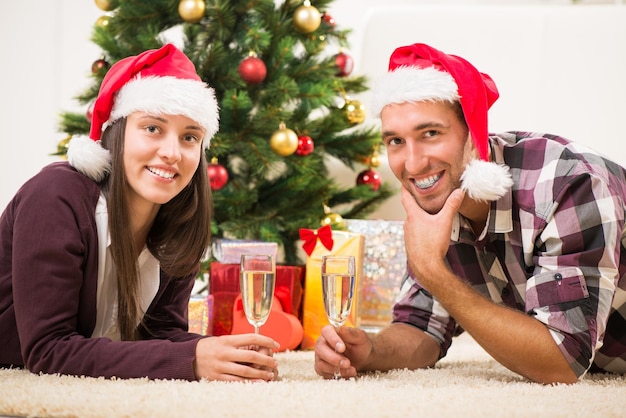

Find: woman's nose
<box><xmin>158</xmin><ymin>135</ymin><xmax>181</xmax><ymax>162</ymax></box>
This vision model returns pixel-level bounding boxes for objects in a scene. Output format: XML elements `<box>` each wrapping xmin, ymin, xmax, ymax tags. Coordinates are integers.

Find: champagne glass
<box><xmin>321</xmin><ymin>255</ymin><xmax>356</xmax><ymax>378</ymax></box>
<box><xmin>239</xmin><ymin>254</ymin><xmax>276</xmax><ymax>334</ymax></box>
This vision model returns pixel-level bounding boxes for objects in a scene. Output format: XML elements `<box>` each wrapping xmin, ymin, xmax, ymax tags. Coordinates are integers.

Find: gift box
<box><xmin>300</xmin><ymin>229</ymin><xmax>365</xmax><ymax>349</ymax></box>
<box><xmin>188</xmin><ymin>294</ymin><xmax>213</xmax><ymax>336</ymax></box>
<box><xmin>273</xmin><ymin>265</ymin><xmax>306</xmax><ymax>319</ymax></box>
<box><xmin>211</xmin><ymin>238</ymin><xmax>278</xmax><ymax>264</ymax></box>
<box><xmin>209</xmin><ymin>262</ymin><xmax>304</xmax><ymax>336</ymax></box>
<box><xmin>345</xmin><ymin>219</ymin><xmax>406</xmax><ymax>333</ymax></box>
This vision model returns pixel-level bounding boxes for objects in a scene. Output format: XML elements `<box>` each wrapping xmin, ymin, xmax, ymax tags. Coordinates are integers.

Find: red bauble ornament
<box><xmin>91</xmin><ymin>58</ymin><xmax>110</xmax><ymax>75</ymax></box>
<box><xmin>238</xmin><ymin>56</ymin><xmax>267</xmax><ymax>84</ymax></box>
<box><xmin>356</xmin><ymin>169</ymin><xmax>381</xmax><ymax>191</ymax></box>
<box><xmin>86</xmin><ymin>102</ymin><xmax>94</xmax><ymax>121</ymax></box>
<box><xmin>335</xmin><ymin>52</ymin><xmax>354</xmax><ymax>77</ymax></box>
<box><xmin>322</xmin><ymin>13</ymin><xmax>336</xmax><ymax>28</ymax></box>
<box><xmin>295</xmin><ymin>135</ymin><xmax>314</xmax><ymax>156</ymax></box>
<box><xmin>207</xmin><ymin>160</ymin><xmax>229</xmax><ymax>190</ymax></box>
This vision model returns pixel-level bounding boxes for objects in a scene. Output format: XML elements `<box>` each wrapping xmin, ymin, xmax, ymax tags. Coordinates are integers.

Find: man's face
<box><xmin>381</xmin><ymin>101</ymin><xmax>473</xmax><ymax>214</ymax></box>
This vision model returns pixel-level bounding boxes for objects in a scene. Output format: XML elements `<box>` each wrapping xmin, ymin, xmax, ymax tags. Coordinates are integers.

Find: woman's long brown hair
<box><xmin>99</xmin><ymin>118</ymin><xmax>212</xmax><ymax>340</ymax></box>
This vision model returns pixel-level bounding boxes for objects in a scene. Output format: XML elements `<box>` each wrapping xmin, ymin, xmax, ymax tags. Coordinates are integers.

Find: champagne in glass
<box><xmin>321</xmin><ymin>255</ymin><xmax>356</xmax><ymax>378</ymax></box>
<box><xmin>240</xmin><ymin>254</ymin><xmax>276</xmax><ymax>334</ymax></box>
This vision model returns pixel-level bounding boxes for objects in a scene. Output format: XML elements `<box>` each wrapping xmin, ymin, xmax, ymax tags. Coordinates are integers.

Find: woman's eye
<box><xmin>145</xmin><ymin>125</ymin><xmax>160</xmax><ymax>134</ymax></box>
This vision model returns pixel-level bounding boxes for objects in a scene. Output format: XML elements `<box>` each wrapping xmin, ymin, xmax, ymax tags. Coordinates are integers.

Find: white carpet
<box><xmin>1</xmin><ymin>333</ymin><xmax>624</xmax><ymax>418</ymax></box>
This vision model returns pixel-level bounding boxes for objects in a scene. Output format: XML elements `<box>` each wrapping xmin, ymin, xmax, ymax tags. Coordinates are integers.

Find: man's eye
<box><xmin>387</xmin><ymin>137</ymin><xmax>403</xmax><ymax>145</ymax></box>
<box><xmin>183</xmin><ymin>134</ymin><xmax>201</xmax><ymax>143</ymax></box>
<box><xmin>424</xmin><ymin>130</ymin><xmax>439</xmax><ymax>138</ymax></box>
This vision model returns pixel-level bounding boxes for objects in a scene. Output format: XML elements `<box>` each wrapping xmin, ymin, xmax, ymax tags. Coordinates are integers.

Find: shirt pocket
<box><xmin>525</xmin><ymin>267</ymin><xmax>589</xmax><ymax>313</ymax></box>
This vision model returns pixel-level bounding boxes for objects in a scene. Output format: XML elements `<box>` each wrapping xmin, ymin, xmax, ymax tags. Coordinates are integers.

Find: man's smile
<box><xmin>412</xmin><ymin>173</ymin><xmax>441</xmax><ymax>189</ymax></box>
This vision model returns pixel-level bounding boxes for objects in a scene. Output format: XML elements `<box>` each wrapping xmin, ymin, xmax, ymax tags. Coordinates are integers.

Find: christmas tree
<box><xmin>58</xmin><ymin>0</ymin><xmax>393</xmax><ymax>265</ymax></box>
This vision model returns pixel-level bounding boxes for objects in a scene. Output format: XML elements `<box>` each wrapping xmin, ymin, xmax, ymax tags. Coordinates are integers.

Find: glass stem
<box><xmin>333</xmin><ymin>325</ymin><xmax>341</xmax><ymax>379</ymax></box>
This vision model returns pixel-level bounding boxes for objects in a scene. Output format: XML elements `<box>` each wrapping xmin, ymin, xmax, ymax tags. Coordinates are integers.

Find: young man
<box><xmin>314</xmin><ymin>42</ymin><xmax>626</xmax><ymax>384</ymax></box>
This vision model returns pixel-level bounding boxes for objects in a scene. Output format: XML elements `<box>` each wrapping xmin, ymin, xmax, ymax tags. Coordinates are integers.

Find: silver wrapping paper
<box><xmin>211</xmin><ymin>238</ymin><xmax>278</xmax><ymax>264</ymax></box>
<box><xmin>345</xmin><ymin>219</ymin><xmax>406</xmax><ymax>332</ymax></box>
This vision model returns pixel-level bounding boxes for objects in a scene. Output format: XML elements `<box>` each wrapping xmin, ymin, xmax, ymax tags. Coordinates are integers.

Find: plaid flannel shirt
<box><xmin>393</xmin><ymin>131</ymin><xmax>626</xmax><ymax>378</ymax></box>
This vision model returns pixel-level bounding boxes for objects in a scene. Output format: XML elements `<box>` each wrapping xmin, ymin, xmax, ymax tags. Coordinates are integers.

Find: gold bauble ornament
<box><xmin>369</xmin><ymin>152</ymin><xmax>382</xmax><ymax>168</ymax></box>
<box><xmin>53</xmin><ymin>135</ymin><xmax>72</xmax><ymax>160</ymax></box>
<box><xmin>293</xmin><ymin>1</ymin><xmax>321</xmax><ymax>33</ymax></box>
<box><xmin>306</xmin><ymin>34</ymin><xmax>327</xmax><ymax>54</ymax></box>
<box><xmin>343</xmin><ymin>99</ymin><xmax>366</xmax><ymax>124</ymax></box>
<box><xmin>96</xmin><ymin>15</ymin><xmax>110</xmax><ymax>28</ymax></box>
<box><xmin>178</xmin><ymin>0</ymin><xmax>206</xmax><ymax>23</ymax></box>
<box><xmin>320</xmin><ymin>212</ymin><xmax>346</xmax><ymax>230</ymax></box>
<box><xmin>94</xmin><ymin>0</ymin><xmax>114</xmax><ymax>12</ymax></box>
<box><xmin>270</xmin><ymin>122</ymin><xmax>299</xmax><ymax>157</ymax></box>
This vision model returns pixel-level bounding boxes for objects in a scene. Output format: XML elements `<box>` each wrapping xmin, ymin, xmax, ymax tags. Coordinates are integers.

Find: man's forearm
<box><xmin>360</xmin><ymin>323</ymin><xmax>440</xmax><ymax>372</ymax></box>
<box><xmin>422</xmin><ymin>263</ymin><xmax>578</xmax><ymax>384</ymax></box>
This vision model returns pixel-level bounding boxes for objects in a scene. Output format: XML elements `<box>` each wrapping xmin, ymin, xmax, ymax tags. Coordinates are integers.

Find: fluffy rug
<box><xmin>1</xmin><ymin>333</ymin><xmax>624</xmax><ymax>418</ymax></box>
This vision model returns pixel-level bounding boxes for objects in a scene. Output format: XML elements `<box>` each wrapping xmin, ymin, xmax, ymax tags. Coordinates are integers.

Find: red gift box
<box><xmin>209</xmin><ymin>262</ymin><xmax>304</xmax><ymax>336</ymax></box>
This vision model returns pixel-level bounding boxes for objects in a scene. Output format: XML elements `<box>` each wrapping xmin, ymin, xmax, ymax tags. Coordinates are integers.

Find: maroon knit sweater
<box><xmin>0</xmin><ymin>162</ymin><xmax>202</xmax><ymax>380</ymax></box>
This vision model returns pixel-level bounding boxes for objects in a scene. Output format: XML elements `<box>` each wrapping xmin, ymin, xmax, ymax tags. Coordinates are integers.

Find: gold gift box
<box><xmin>188</xmin><ymin>294</ymin><xmax>212</xmax><ymax>336</ymax></box>
<box><xmin>301</xmin><ymin>231</ymin><xmax>364</xmax><ymax>349</ymax></box>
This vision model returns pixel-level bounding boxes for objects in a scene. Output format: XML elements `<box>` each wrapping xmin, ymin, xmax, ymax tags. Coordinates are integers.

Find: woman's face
<box><xmin>122</xmin><ymin>112</ymin><xmax>205</xmax><ymax>213</ymax></box>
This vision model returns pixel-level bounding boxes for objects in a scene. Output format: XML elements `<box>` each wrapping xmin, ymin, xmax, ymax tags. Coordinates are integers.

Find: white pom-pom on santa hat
<box><xmin>66</xmin><ymin>135</ymin><xmax>111</xmax><ymax>182</ymax></box>
<box><xmin>460</xmin><ymin>159</ymin><xmax>513</xmax><ymax>202</ymax></box>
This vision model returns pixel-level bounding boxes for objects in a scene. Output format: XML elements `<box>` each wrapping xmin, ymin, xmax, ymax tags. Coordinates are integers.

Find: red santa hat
<box><xmin>372</xmin><ymin>43</ymin><xmax>512</xmax><ymax>201</ymax></box>
<box><xmin>67</xmin><ymin>43</ymin><xmax>219</xmax><ymax>182</ymax></box>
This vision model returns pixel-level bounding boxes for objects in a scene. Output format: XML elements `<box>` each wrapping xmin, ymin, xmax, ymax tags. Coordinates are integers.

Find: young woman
<box><xmin>0</xmin><ymin>44</ymin><xmax>279</xmax><ymax>381</ymax></box>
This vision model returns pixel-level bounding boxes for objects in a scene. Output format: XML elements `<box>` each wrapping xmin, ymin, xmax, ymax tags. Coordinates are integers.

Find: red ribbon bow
<box><xmin>299</xmin><ymin>225</ymin><xmax>334</xmax><ymax>256</ymax></box>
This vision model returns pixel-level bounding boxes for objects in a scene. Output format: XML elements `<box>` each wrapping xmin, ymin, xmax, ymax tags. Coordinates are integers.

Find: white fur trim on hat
<box><xmin>460</xmin><ymin>159</ymin><xmax>513</xmax><ymax>202</ymax></box>
<box><xmin>67</xmin><ymin>135</ymin><xmax>111</xmax><ymax>182</ymax></box>
<box><xmin>108</xmin><ymin>75</ymin><xmax>219</xmax><ymax>146</ymax></box>
<box><xmin>371</xmin><ymin>66</ymin><xmax>460</xmax><ymax>116</ymax></box>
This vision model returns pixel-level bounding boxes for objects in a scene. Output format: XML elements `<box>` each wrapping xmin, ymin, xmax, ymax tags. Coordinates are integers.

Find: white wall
<box><xmin>0</xmin><ymin>0</ymin><xmax>101</xmax><ymax>211</ymax></box>
<box><xmin>345</xmin><ymin>2</ymin><xmax>626</xmax><ymax>220</ymax></box>
<box><xmin>1</xmin><ymin>0</ymin><xmax>624</xmax><ymax>222</ymax></box>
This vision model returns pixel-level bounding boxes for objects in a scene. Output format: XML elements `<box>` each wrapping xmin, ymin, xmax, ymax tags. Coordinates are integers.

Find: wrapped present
<box><xmin>209</xmin><ymin>263</ymin><xmax>240</xmax><ymax>336</ymax></box>
<box><xmin>273</xmin><ymin>265</ymin><xmax>305</xmax><ymax>319</ymax></box>
<box><xmin>209</xmin><ymin>262</ymin><xmax>304</xmax><ymax>336</ymax></box>
<box><xmin>188</xmin><ymin>294</ymin><xmax>213</xmax><ymax>336</ymax></box>
<box><xmin>212</xmin><ymin>238</ymin><xmax>278</xmax><ymax>264</ymax></box>
<box><xmin>300</xmin><ymin>226</ymin><xmax>364</xmax><ymax>349</ymax></box>
<box><xmin>345</xmin><ymin>219</ymin><xmax>406</xmax><ymax>333</ymax></box>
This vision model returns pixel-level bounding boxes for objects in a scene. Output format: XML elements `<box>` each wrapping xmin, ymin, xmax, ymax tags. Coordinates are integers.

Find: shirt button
<box><xmin>554</xmin><ymin>273</ymin><xmax>563</xmax><ymax>281</ymax></box>
<box><xmin>502</xmin><ymin>287</ymin><xmax>510</xmax><ymax>297</ymax></box>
